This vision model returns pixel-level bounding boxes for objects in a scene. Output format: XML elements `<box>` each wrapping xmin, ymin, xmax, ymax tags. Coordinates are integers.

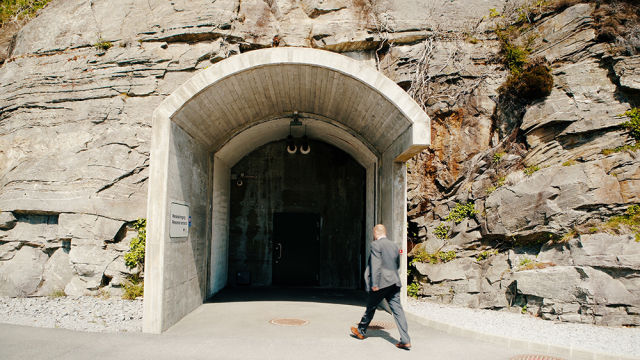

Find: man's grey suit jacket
<box><xmin>364</xmin><ymin>236</ymin><xmax>402</xmax><ymax>292</ymax></box>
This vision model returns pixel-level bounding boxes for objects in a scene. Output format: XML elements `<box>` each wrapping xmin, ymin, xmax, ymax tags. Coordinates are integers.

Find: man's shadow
<box><xmin>350</xmin><ymin>324</ymin><xmax>398</xmax><ymax>345</ymax></box>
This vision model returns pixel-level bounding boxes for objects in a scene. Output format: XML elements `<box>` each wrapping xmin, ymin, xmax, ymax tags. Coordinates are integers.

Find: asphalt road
<box><xmin>0</xmin><ymin>288</ymin><xmax>523</xmax><ymax>360</ymax></box>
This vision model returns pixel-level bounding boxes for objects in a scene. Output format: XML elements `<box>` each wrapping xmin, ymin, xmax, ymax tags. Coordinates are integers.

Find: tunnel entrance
<box><xmin>228</xmin><ymin>139</ymin><xmax>366</xmax><ymax>289</ymax></box>
<box><xmin>144</xmin><ymin>47</ymin><xmax>430</xmax><ymax>333</ymax></box>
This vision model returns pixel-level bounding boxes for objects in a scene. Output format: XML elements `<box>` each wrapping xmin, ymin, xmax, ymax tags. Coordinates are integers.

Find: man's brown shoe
<box><xmin>396</xmin><ymin>342</ymin><xmax>411</xmax><ymax>350</ymax></box>
<box><xmin>350</xmin><ymin>326</ymin><xmax>365</xmax><ymax>340</ymax></box>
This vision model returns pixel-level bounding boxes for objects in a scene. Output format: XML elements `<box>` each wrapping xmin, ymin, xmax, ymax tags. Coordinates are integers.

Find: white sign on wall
<box><xmin>170</xmin><ymin>201</ymin><xmax>190</xmax><ymax>238</ymax></box>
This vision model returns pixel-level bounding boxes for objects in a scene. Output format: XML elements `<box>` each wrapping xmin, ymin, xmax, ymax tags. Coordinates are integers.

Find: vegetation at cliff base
<box><xmin>122</xmin><ymin>274</ymin><xmax>144</xmax><ymax>300</ymax></box>
<box><xmin>0</xmin><ymin>0</ymin><xmax>51</xmax><ymax>27</ymax></box>
<box><xmin>124</xmin><ymin>218</ymin><xmax>146</xmax><ymax>270</ymax></box>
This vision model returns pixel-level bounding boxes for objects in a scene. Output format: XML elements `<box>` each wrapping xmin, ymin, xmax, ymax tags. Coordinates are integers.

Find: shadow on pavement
<box><xmin>207</xmin><ymin>286</ymin><xmax>369</xmax><ymax>306</ymax></box>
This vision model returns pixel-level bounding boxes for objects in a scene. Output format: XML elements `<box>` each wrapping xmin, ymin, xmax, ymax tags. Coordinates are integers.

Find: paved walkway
<box><xmin>0</xmin><ymin>288</ymin><xmax>525</xmax><ymax>360</ymax></box>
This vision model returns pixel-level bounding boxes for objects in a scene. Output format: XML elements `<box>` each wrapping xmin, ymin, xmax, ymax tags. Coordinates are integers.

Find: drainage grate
<box><xmin>270</xmin><ymin>318</ymin><xmax>309</xmax><ymax>326</ymax></box>
<box><xmin>369</xmin><ymin>321</ymin><xmax>395</xmax><ymax>330</ymax></box>
<box><xmin>510</xmin><ymin>355</ymin><xmax>566</xmax><ymax>360</ymax></box>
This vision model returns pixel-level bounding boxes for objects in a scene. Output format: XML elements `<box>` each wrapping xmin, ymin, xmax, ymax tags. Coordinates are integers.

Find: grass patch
<box><xmin>122</xmin><ymin>275</ymin><xmax>144</xmax><ymax>300</ymax></box>
<box><xmin>621</xmin><ymin>108</ymin><xmax>640</xmax><ymax>140</ymax></box>
<box><xmin>524</xmin><ymin>165</ymin><xmax>540</xmax><ymax>176</ymax></box>
<box><xmin>410</xmin><ymin>249</ymin><xmax>457</xmax><ymax>265</ymax></box>
<box><xmin>486</xmin><ymin>177</ymin><xmax>506</xmax><ymax>195</ymax></box>
<box><xmin>560</xmin><ymin>229</ymin><xmax>578</xmax><ymax>243</ymax></box>
<box><xmin>49</xmin><ymin>289</ymin><xmax>66</xmax><ymax>298</ymax></box>
<box><xmin>0</xmin><ymin>0</ymin><xmax>51</xmax><ymax>27</ymax></box>
<box><xmin>493</xmin><ymin>152</ymin><xmax>506</xmax><ymax>164</ymax></box>
<box><xmin>602</xmin><ymin>143</ymin><xmax>640</xmax><ymax>155</ymax></box>
<box><xmin>95</xmin><ymin>288</ymin><xmax>111</xmax><ymax>300</ymax></box>
<box><xmin>476</xmin><ymin>249</ymin><xmax>498</xmax><ymax>262</ymax></box>
<box><xmin>562</xmin><ymin>159</ymin><xmax>577</xmax><ymax>166</ymax></box>
<box><xmin>517</xmin><ymin>256</ymin><xmax>555</xmax><ymax>271</ymax></box>
<box><xmin>519</xmin><ymin>261</ymin><xmax>556</xmax><ymax>271</ymax></box>
<box><xmin>603</xmin><ymin>108</ymin><xmax>640</xmax><ymax>154</ymax></box>
<box><xmin>604</xmin><ymin>205</ymin><xmax>640</xmax><ymax>242</ymax></box>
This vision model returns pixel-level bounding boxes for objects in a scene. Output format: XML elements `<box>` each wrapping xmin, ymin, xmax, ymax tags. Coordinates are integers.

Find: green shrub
<box><xmin>499</xmin><ymin>60</ymin><xmax>553</xmax><ymax>101</ymax></box>
<box><xmin>434</xmin><ymin>223</ymin><xmax>450</xmax><ymax>239</ymax></box>
<box><xmin>621</xmin><ymin>108</ymin><xmax>640</xmax><ymax>141</ymax></box>
<box><xmin>407</xmin><ymin>282</ymin><xmax>420</xmax><ymax>299</ymax></box>
<box><xmin>124</xmin><ymin>218</ymin><xmax>146</xmax><ymax>269</ymax></box>
<box><xmin>493</xmin><ymin>152</ymin><xmax>506</xmax><ymax>164</ymax></box>
<box><xmin>94</xmin><ymin>39</ymin><xmax>113</xmax><ymax>51</ymax></box>
<box><xmin>562</xmin><ymin>159</ymin><xmax>577</xmax><ymax>167</ymax></box>
<box><xmin>445</xmin><ymin>202</ymin><xmax>476</xmax><ymax>223</ymax></box>
<box><xmin>438</xmin><ymin>250</ymin><xmax>457</xmax><ymax>263</ymax></box>
<box><xmin>0</xmin><ymin>0</ymin><xmax>51</xmax><ymax>27</ymax></box>
<box><xmin>500</xmin><ymin>40</ymin><xmax>529</xmax><ymax>74</ymax></box>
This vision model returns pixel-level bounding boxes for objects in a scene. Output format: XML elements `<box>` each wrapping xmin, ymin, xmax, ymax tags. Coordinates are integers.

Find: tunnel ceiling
<box><xmin>161</xmin><ymin>48</ymin><xmax>430</xmax><ymax>155</ymax></box>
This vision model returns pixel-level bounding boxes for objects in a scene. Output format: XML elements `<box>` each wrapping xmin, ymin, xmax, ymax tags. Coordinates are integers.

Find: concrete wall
<box><xmin>228</xmin><ymin>140</ymin><xmax>366</xmax><ymax>288</ymax></box>
<box><xmin>379</xmin><ymin>128</ymin><xmax>411</xmax><ymax>305</ymax></box>
<box><xmin>143</xmin><ymin>121</ymin><xmax>211</xmax><ymax>333</ymax></box>
<box><xmin>209</xmin><ymin>156</ymin><xmax>229</xmax><ymax>296</ymax></box>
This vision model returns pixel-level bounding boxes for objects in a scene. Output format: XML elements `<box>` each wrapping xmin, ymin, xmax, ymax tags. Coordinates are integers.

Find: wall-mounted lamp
<box><xmin>286</xmin><ymin>111</ymin><xmax>311</xmax><ymax>155</ymax></box>
<box><xmin>286</xmin><ymin>135</ymin><xmax>297</xmax><ymax>154</ymax></box>
<box><xmin>300</xmin><ymin>135</ymin><xmax>310</xmax><ymax>155</ymax></box>
<box><xmin>233</xmin><ymin>172</ymin><xmax>256</xmax><ymax>187</ymax></box>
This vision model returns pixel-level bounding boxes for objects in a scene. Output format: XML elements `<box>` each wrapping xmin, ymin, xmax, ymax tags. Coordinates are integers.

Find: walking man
<box><xmin>351</xmin><ymin>224</ymin><xmax>411</xmax><ymax>350</ymax></box>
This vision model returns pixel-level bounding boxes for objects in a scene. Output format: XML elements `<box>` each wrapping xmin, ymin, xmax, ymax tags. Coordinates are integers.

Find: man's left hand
<box><xmin>372</xmin><ymin>287</ymin><xmax>379</xmax><ymax>292</ymax></box>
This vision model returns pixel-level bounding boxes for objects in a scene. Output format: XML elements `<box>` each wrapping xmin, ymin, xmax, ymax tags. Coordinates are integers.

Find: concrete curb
<box><xmin>406</xmin><ymin>309</ymin><xmax>640</xmax><ymax>360</ymax></box>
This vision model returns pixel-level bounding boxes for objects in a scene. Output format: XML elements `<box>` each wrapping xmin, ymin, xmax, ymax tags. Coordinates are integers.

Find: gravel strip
<box><xmin>407</xmin><ymin>298</ymin><xmax>640</xmax><ymax>358</ymax></box>
<box><xmin>0</xmin><ymin>296</ymin><xmax>143</xmax><ymax>332</ymax></box>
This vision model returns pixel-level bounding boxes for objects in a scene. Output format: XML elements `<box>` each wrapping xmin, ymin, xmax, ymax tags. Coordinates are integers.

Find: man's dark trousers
<box><xmin>358</xmin><ymin>284</ymin><xmax>411</xmax><ymax>344</ymax></box>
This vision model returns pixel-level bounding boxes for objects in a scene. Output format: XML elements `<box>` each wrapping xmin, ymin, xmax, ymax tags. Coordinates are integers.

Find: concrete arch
<box><xmin>144</xmin><ymin>47</ymin><xmax>430</xmax><ymax>333</ymax></box>
<box><xmin>155</xmin><ymin>47</ymin><xmax>429</xmax><ymax>157</ymax></box>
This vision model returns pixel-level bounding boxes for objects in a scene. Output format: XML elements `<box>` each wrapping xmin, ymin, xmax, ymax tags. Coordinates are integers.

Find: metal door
<box><xmin>272</xmin><ymin>213</ymin><xmax>321</xmax><ymax>286</ymax></box>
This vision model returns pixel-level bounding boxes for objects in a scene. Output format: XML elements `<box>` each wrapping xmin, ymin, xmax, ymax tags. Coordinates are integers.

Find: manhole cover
<box><xmin>369</xmin><ymin>321</ymin><xmax>395</xmax><ymax>330</ymax></box>
<box><xmin>270</xmin><ymin>318</ymin><xmax>309</xmax><ymax>326</ymax></box>
<box><xmin>510</xmin><ymin>355</ymin><xmax>565</xmax><ymax>360</ymax></box>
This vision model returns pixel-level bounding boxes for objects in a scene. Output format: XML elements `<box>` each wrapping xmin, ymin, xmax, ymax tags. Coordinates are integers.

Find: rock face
<box><xmin>405</xmin><ymin>1</ymin><xmax>640</xmax><ymax>326</ymax></box>
<box><xmin>0</xmin><ymin>0</ymin><xmax>512</xmax><ymax>296</ymax></box>
<box><xmin>0</xmin><ymin>0</ymin><xmax>639</xmax><ymax>326</ymax></box>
